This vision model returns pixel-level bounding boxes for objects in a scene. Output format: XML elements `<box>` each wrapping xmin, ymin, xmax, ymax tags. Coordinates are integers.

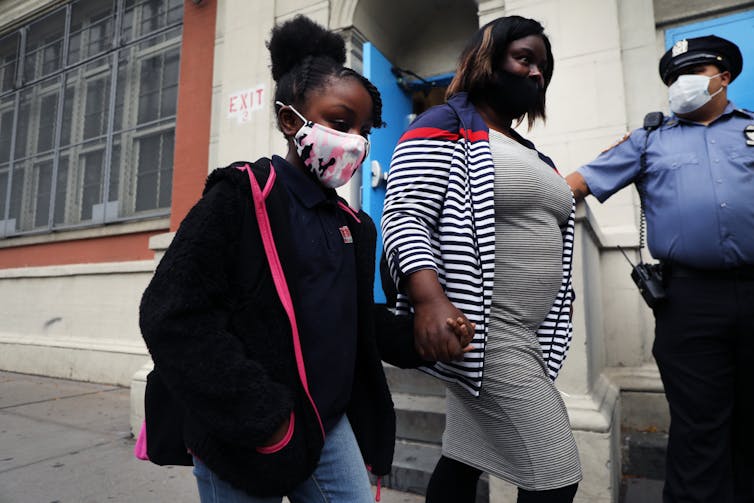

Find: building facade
<box><xmin>0</xmin><ymin>0</ymin><xmax>752</xmax><ymax>501</ymax></box>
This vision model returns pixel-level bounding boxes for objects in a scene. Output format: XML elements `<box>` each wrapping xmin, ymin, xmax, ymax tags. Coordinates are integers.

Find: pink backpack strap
<box><xmin>133</xmin><ymin>420</ymin><xmax>149</xmax><ymax>460</ymax></box>
<box><xmin>237</xmin><ymin>163</ymin><xmax>325</xmax><ymax>439</ymax></box>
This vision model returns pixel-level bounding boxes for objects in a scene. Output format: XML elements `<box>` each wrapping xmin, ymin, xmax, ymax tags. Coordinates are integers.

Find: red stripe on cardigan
<box><xmin>398</xmin><ymin>127</ymin><xmax>489</xmax><ymax>143</ymax></box>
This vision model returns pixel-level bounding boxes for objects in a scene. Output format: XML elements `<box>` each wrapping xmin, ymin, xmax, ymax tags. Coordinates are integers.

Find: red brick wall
<box><xmin>0</xmin><ymin>0</ymin><xmax>217</xmax><ymax>269</ymax></box>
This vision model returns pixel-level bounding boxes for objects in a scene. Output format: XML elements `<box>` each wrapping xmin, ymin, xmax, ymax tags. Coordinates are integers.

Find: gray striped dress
<box><xmin>443</xmin><ymin>128</ymin><xmax>582</xmax><ymax>490</ymax></box>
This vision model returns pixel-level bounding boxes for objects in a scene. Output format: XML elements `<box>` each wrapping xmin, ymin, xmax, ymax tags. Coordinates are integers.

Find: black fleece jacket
<box><xmin>140</xmin><ymin>159</ymin><xmax>424</xmax><ymax>496</ymax></box>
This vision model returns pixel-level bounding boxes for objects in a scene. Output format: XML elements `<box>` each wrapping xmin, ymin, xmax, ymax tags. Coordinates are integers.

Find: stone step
<box><xmin>387</xmin><ymin>373</ymin><xmax>486</xmax><ymax>502</ymax></box>
<box><xmin>620</xmin><ymin>478</ymin><xmax>664</xmax><ymax>503</ymax></box>
<box><xmin>393</xmin><ymin>392</ymin><xmax>446</xmax><ymax>445</ymax></box>
<box><xmin>384</xmin><ymin>364</ymin><xmax>446</xmax><ymax>397</ymax></box>
<box><xmin>379</xmin><ymin>440</ymin><xmax>441</xmax><ymax>494</ymax></box>
<box><xmin>620</xmin><ymin>390</ymin><xmax>669</xmax><ymax>432</ymax></box>
<box><xmin>621</xmin><ymin>430</ymin><xmax>667</xmax><ymax>480</ymax></box>
<box><xmin>377</xmin><ymin>440</ymin><xmax>489</xmax><ymax>503</ymax></box>
<box><xmin>618</xmin><ymin>390</ymin><xmax>668</xmax><ymax>502</ymax></box>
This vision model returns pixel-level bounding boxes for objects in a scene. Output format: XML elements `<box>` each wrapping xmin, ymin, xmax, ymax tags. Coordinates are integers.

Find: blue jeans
<box><xmin>193</xmin><ymin>415</ymin><xmax>374</xmax><ymax>503</ymax></box>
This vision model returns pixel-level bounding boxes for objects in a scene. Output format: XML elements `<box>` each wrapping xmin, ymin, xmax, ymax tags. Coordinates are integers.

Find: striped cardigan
<box><xmin>381</xmin><ymin>92</ymin><xmax>575</xmax><ymax>396</ymax></box>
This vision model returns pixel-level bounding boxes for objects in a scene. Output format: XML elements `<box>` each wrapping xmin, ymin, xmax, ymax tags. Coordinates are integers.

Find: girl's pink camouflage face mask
<box><xmin>278</xmin><ymin>101</ymin><xmax>370</xmax><ymax>189</ymax></box>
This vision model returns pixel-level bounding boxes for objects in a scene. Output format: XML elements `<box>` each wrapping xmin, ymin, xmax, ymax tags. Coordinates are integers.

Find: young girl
<box><xmin>139</xmin><ymin>15</ymin><xmax>451</xmax><ymax>503</ymax></box>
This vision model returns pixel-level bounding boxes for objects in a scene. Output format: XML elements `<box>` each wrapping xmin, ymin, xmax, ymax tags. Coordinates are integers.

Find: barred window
<box><xmin>0</xmin><ymin>0</ymin><xmax>182</xmax><ymax>238</ymax></box>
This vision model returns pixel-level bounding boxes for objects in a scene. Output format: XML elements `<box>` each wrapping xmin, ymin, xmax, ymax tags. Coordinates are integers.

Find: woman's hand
<box><xmin>407</xmin><ymin>270</ymin><xmax>474</xmax><ymax>362</ymax></box>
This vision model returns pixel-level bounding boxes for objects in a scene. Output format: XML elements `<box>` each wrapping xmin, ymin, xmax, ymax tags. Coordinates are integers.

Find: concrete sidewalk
<box><xmin>0</xmin><ymin>371</ymin><xmax>422</xmax><ymax>503</ymax></box>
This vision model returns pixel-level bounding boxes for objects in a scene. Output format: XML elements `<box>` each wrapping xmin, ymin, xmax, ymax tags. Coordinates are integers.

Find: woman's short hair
<box><xmin>446</xmin><ymin>15</ymin><xmax>553</xmax><ymax>127</ymax></box>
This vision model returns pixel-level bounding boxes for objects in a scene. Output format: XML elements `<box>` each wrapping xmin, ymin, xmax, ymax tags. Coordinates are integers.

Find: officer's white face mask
<box><xmin>668</xmin><ymin>73</ymin><xmax>723</xmax><ymax>115</ymax></box>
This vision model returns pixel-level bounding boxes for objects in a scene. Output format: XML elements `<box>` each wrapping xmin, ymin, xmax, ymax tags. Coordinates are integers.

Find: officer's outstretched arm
<box><xmin>566</xmin><ymin>172</ymin><xmax>591</xmax><ymax>202</ymax></box>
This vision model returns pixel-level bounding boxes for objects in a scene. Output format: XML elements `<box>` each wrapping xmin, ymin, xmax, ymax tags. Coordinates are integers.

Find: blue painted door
<box><xmin>361</xmin><ymin>42</ymin><xmax>412</xmax><ymax>302</ymax></box>
<box><xmin>665</xmin><ymin>10</ymin><xmax>754</xmax><ymax>110</ymax></box>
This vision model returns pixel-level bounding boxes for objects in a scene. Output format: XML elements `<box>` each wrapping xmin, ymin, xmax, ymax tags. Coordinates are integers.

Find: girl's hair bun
<box><xmin>267</xmin><ymin>15</ymin><xmax>346</xmax><ymax>82</ymax></box>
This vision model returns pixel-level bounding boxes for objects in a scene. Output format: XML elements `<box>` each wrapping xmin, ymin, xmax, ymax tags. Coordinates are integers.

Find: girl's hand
<box><xmin>446</xmin><ymin>316</ymin><xmax>476</xmax><ymax>349</ymax></box>
<box><xmin>261</xmin><ymin>416</ymin><xmax>290</xmax><ymax>447</ymax></box>
<box><xmin>412</xmin><ymin>297</ymin><xmax>473</xmax><ymax>362</ymax></box>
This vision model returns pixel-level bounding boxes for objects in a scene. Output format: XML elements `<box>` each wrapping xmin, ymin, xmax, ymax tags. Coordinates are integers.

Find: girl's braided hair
<box><xmin>267</xmin><ymin>15</ymin><xmax>384</xmax><ymax>128</ymax></box>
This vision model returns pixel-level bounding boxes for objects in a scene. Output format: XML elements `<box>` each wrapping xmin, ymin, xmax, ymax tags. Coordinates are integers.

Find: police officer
<box><xmin>566</xmin><ymin>35</ymin><xmax>754</xmax><ymax>502</ymax></box>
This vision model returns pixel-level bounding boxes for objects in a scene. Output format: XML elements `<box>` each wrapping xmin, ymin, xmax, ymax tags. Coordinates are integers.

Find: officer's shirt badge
<box><xmin>745</xmin><ymin>124</ymin><xmax>754</xmax><ymax>146</ymax></box>
<box><xmin>672</xmin><ymin>39</ymin><xmax>688</xmax><ymax>57</ymax></box>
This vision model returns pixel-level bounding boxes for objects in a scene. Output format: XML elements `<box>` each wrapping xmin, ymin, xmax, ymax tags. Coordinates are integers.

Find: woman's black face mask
<box><xmin>481</xmin><ymin>70</ymin><xmax>542</xmax><ymax>118</ymax></box>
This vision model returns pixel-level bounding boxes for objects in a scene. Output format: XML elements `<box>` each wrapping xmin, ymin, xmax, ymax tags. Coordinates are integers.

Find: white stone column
<box><xmin>129</xmin><ymin>232</ymin><xmax>174</xmax><ymax>436</ymax></box>
<box><xmin>477</xmin><ymin>0</ymin><xmax>506</xmax><ymax>25</ymax></box>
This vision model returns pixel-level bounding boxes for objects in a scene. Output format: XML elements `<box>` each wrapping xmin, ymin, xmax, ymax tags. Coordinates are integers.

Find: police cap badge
<box><xmin>659</xmin><ymin>35</ymin><xmax>742</xmax><ymax>85</ymax></box>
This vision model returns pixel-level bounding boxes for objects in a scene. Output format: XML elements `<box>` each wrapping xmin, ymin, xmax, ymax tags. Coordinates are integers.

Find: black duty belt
<box><xmin>665</xmin><ymin>262</ymin><xmax>754</xmax><ymax>280</ymax></box>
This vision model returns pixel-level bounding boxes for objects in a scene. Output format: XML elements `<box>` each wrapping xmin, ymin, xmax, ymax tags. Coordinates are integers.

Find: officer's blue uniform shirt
<box><xmin>272</xmin><ymin>155</ymin><xmax>357</xmax><ymax>433</ymax></box>
<box><xmin>578</xmin><ymin>102</ymin><xmax>754</xmax><ymax>269</ymax></box>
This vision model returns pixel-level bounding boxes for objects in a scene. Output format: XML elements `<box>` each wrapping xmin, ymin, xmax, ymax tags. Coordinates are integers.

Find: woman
<box><xmin>382</xmin><ymin>15</ymin><xmax>582</xmax><ymax>502</ymax></box>
<box><xmin>138</xmin><ymin>15</ymin><xmax>441</xmax><ymax>503</ymax></box>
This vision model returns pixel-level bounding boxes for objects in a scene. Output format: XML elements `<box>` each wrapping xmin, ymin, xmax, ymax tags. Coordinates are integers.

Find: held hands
<box><xmin>412</xmin><ymin>295</ymin><xmax>475</xmax><ymax>362</ymax></box>
<box><xmin>446</xmin><ymin>316</ymin><xmax>476</xmax><ymax>348</ymax></box>
<box><xmin>407</xmin><ymin>270</ymin><xmax>475</xmax><ymax>362</ymax></box>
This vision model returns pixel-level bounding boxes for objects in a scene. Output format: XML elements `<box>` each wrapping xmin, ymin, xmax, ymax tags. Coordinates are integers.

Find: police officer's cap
<box><xmin>659</xmin><ymin>35</ymin><xmax>742</xmax><ymax>84</ymax></box>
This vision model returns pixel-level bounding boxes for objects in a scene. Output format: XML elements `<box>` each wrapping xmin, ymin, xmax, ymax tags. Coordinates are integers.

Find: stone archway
<box><xmin>326</xmin><ymin>0</ymin><xmax>479</xmax><ymax>208</ymax></box>
<box><xmin>338</xmin><ymin>0</ymin><xmax>479</xmax><ymax>80</ymax></box>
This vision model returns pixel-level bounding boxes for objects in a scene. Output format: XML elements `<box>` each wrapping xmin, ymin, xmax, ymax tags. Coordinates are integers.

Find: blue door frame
<box><xmin>361</xmin><ymin>42</ymin><xmax>412</xmax><ymax>303</ymax></box>
<box><xmin>665</xmin><ymin>10</ymin><xmax>754</xmax><ymax>110</ymax></box>
<box><xmin>362</xmin><ymin>43</ymin><xmax>454</xmax><ymax>302</ymax></box>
